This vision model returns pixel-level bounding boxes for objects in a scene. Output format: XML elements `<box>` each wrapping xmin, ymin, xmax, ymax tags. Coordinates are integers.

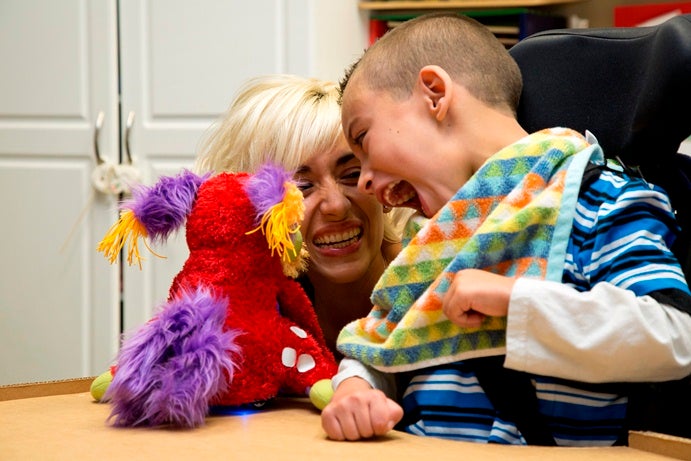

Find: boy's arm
<box><xmin>332</xmin><ymin>358</ymin><xmax>397</xmax><ymax>398</ymax></box>
<box><xmin>321</xmin><ymin>359</ymin><xmax>402</xmax><ymax>441</ymax></box>
<box><xmin>505</xmin><ymin>278</ymin><xmax>691</xmax><ymax>383</ymax></box>
<box><xmin>503</xmin><ymin>169</ymin><xmax>691</xmax><ymax>383</ymax></box>
<box><xmin>441</xmin><ymin>269</ymin><xmax>691</xmax><ymax>383</ymax></box>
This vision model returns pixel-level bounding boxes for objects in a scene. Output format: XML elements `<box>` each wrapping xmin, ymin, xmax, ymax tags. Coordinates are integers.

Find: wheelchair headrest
<box><xmin>509</xmin><ymin>14</ymin><xmax>691</xmax><ymax>166</ymax></box>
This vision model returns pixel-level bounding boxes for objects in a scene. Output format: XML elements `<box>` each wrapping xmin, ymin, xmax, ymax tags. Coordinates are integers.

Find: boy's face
<box><xmin>341</xmin><ymin>78</ymin><xmax>460</xmax><ymax>219</ymax></box>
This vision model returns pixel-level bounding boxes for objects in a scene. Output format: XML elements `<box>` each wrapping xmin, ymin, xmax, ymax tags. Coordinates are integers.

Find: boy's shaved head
<box><xmin>340</xmin><ymin>13</ymin><xmax>522</xmax><ymax>115</ymax></box>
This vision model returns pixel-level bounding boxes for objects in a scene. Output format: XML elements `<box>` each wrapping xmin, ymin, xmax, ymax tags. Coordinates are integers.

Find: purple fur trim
<box><xmin>104</xmin><ymin>287</ymin><xmax>241</xmax><ymax>428</ymax></box>
<box><xmin>245</xmin><ymin>163</ymin><xmax>293</xmax><ymax>223</ymax></box>
<box><xmin>123</xmin><ymin>170</ymin><xmax>209</xmax><ymax>242</ymax></box>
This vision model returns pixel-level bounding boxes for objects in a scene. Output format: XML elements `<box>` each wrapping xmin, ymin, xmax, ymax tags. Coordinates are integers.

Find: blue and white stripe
<box><xmin>398</xmin><ymin>165</ymin><xmax>688</xmax><ymax>446</ymax></box>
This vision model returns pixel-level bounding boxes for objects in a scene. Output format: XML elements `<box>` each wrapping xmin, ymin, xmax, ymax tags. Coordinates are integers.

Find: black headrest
<box><xmin>509</xmin><ymin>14</ymin><xmax>691</xmax><ymax>167</ymax></box>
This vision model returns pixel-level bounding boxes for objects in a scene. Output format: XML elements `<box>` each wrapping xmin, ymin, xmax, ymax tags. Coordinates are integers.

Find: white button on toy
<box><xmin>296</xmin><ymin>354</ymin><xmax>315</xmax><ymax>373</ymax></box>
<box><xmin>281</xmin><ymin>347</ymin><xmax>297</xmax><ymax>367</ymax></box>
<box><xmin>290</xmin><ymin>326</ymin><xmax>307</xmax><ymax>338</ymax></box>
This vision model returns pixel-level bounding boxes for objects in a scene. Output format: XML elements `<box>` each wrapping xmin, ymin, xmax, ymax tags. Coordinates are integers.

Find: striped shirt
<box><xmin>397</xmin><ymin>165</ymin><xmax>689</xmax><ymax>446</ymax></box>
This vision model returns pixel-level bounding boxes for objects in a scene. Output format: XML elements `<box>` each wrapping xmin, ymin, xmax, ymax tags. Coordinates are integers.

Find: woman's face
<box><xmin>294</xmin><ymin>137</ymin><xmax>387</xmax><ymax>284</ymax></box>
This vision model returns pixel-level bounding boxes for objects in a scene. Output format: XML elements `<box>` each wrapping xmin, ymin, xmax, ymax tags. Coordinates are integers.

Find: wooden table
<box><xmin>0</xmin><ymin>379</ymin><xmax>683</xmax><ymax>461</ymax></box>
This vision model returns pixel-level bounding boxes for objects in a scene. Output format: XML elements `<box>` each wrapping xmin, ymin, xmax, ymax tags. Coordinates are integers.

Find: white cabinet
<box><xmin>0</xmin><ymin>0</ymin><xmax>120</xmax><ymax>387</ymax></box>
<box><xmin>0</xmin><ymin>0</ymin><xmax>366</xmax><ymax>385</ymax></box>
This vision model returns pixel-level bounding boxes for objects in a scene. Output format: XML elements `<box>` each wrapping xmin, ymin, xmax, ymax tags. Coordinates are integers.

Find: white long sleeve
<box><xmin>505</xmin><ymin>277</ymin><xmax>691</xmax><ymax>383</ymax></box>
<box><xmin>332</xmin><ymin>358</ymin><xmax>397</xmax><ymax>398</ymax></box>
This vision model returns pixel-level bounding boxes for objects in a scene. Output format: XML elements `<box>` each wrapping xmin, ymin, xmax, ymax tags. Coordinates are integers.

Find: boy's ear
<box><xmin>418</xmin><ymin>65</ymin><xmax>452</xmax><ymax>122</ymax></box>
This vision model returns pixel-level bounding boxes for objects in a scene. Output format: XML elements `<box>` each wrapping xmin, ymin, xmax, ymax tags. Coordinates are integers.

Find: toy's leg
<box><xmin>105</xmin><ymin>288</ymin><xmax>240</xmax><ymax>427</ymax></box>
<box><xmin>278</xmin><ymin>324</ymin><xmax>338</xmax><ymax>396</ymax></box>
<box><xmin>212</xmin><ymin>335</ymin><xmax>284</xmax><ymax>407</ymax></box>
<box><xmin>211</xmin><ymin>323</ymin><xmax>337</xmax><ymax>407</ymax></box>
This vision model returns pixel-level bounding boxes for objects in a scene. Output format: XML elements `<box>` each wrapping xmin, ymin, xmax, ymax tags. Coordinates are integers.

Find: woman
<box><xmin>196</xmin><ymin>74</ymin><xmax>408</xmax><ymax>359</ymax></box>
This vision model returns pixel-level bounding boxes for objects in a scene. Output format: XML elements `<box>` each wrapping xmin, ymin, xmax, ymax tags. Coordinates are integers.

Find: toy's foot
<box><xmin>309</xmin><ymin>379</ymin><xmax>334</xmax><ymax>411</ymax></box>
<box><xmin>209</xmin><ymin>398</ymin><xmax>275</xmax><ymax>416</ymax></box>
<box><xmin>90</xmin><ymin>369</ymin><xmax>113</xmax><ymax>402</ymax></box>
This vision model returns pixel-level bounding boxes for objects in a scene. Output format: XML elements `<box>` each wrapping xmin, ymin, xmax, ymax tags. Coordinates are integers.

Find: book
<box><xmin>368</xmin><ymin>9</ymin><xmax>567</xmax><ymax>47</ymax></box>
<box><xmin>614</xmin><ymin>2</ymin><xmax>691</xmax><ymax>27</ymax></box>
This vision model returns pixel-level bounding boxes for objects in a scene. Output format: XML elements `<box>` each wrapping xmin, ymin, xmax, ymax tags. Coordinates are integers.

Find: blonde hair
<box><xmin>341</xmin><ymin>13</ymin><xmax>522</xmax><ymax>116</ymax></box>
<box><xmin>195</xmin><ymin>74</ymin><xmax>405</xmax><ymax>244</ymax></box>
<box><xmin>196</xmin><ymin>74</ymin><xmax>342</xmax><ymax>174</ymax></box>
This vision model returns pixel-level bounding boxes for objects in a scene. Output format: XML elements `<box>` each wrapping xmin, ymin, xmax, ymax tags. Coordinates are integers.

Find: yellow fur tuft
<box><xmin>97</xmin><ymin>209</ymin><xmax>162</xmax><ymax>269</ymax></box>
<box><xmin>247</xmin><ymin>182</ymin><xmax>305</xmax><ymax>268</ymax></box>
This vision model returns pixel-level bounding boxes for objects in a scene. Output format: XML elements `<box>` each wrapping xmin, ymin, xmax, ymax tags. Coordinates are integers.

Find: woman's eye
<box><xmin>295</xmin><ymin>180</ymin><xmax>313</xmax><ymax>195</ymax></box>
<box><xmin>341</xmin><ymin>169</ymin><xmax>360</xmax><ymax>186</ymax></box>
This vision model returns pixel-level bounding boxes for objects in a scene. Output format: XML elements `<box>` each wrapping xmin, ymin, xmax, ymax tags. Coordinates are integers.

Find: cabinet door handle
<box><xmin>124</xmin><ymin>111</ymin><xmax>135</xmax><ymax>164</ymax></box>
<box><xmin>93</xmin><ymin>111</ymin><xmax>105</xmax><ymax>165</ymax></box>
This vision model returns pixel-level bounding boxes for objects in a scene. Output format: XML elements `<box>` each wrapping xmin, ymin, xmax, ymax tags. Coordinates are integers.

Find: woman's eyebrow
<box><xmin>295</xmin><ymin>165</ymin><xmax>311</xmax><ymax>175</ymax></box>
<box><xmin>336</xmin><ymin>153</ymin><xmax>356</xmax><ymax>167</ymax></box>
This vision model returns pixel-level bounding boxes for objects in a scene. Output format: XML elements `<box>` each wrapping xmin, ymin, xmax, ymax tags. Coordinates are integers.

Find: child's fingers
<box><xmin>368</xmin><ymin>396</ymin><xmax>398</xmax><ymax>435</ymax></box>
<box><xmin>453</xmin><ymin>311</ymin><xmax>486</xmax><ymax>328</ymax></box>
<box><xmin>336</xmin><ymin>409</ymin><xmax>370</xmax><ymax>440</ymax></box>
<box><xmin>347</xmin><ymin>391</ymin><xmax>396</xmax><ymax>439</ymax></box>
<box><xmin>442</xmin><ymin>269</ymin><xmax>514</xmax><ymax>323</ymax></box>
<box><xmin>321</xmin><ymin>391</ymin><xmax>400</xmax><ymax>440</ymax></box>
<box><xmin>323</xmin><ymin>408</ymin><xmax>364</xmax><ymax>441</ymax></box>
<box><xmin>321</xmin><ymin>394</ymin><xmax>376</xmax><ymax>440</ymax></box>
<box><xmin>320</xmin><ymin>408</ymin><xmax>346</xmax><ymax>440</ymax></box>
<box><xmin>385</xmin><ymin>399</ymin><xmax>404</xmax><ymax>430</ymax></box>
<box><xmin>322</xmin><ymin>401</ymin><xmax>355</xmax><ymax>440</ymax></box>
<box><xmin>351</xmin><ymin>406</ymin><xmax>376</xmax><ymax>439</ymax></box>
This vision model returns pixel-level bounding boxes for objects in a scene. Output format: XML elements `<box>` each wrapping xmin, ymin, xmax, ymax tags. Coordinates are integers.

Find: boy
<box><xmin>321</xmin><ymin>13</ymin><xmax>691</xmax><ymax>446</ymax></box>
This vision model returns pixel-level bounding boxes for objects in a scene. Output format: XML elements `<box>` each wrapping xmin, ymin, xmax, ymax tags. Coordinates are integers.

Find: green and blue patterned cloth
<box><xmin>337</xmin><ymin>128</ymin><xmax>601</xmax><ymax>372</ymax></box>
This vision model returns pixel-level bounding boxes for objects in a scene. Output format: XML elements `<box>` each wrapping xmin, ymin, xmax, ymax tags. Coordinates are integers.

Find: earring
<box><xmin>383</xmin><ymin>205</ymin><xmax>392</xmax><ymax>213</ymax></box>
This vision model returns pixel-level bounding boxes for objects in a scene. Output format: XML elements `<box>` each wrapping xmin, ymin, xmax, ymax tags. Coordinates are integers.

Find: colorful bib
<box><xmin>337</xmin><ymin>128</ymin><xmax>600</xmax><ymax>372</ymax></box>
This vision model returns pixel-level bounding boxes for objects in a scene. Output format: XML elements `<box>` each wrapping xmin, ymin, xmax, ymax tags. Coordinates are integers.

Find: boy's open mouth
<box><xmin>383</xmin><ymin>180</ymin><xmax>422</xmax><ymax>212</ymax></box>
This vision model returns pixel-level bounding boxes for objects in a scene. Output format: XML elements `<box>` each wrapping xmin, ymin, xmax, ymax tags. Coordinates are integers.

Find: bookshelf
<box><xmin>361</xmin><ymin>1</ymin><xmax>585</xmax><ymax>47</ymax></box>
<box><xmin>359</xmin><ymin>1</ymin><xmax>585</xmax><ymax>11</ymax></box>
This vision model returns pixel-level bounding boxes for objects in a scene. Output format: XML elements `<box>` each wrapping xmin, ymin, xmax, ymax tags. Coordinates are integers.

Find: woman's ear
<box><xmin>418</xmin><ymin>65</ymin><xmax>452</xmax><ymax>122</ymax></box>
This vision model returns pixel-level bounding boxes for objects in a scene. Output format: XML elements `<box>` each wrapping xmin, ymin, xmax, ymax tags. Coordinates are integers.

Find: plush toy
<box><xmin>95</xmin><ymin>163</ymin><xmax>337</xmax><ymax>428</ymax></box>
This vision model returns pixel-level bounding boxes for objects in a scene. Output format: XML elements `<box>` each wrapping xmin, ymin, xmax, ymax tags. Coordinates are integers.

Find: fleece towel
<box><xmin>337</xmin><ymin>128</ymin><xmax>601</xmax><ymax>372</ymax></box>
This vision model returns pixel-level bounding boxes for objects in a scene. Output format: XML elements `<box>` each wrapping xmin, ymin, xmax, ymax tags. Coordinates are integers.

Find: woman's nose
<box><xmin>319</xmin><ymin>183</ymin><xmax>350</xmax><ymax>217</ymax></box>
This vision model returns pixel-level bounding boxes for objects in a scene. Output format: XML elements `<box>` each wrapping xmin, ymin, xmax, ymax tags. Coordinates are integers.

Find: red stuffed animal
<box><xmin>95</xmin><ymin>163</ymin><xmax>337</xmax><ymax>428</ymax></box>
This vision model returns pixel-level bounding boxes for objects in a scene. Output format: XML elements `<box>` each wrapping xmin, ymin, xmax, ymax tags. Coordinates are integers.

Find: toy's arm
<box><xmin>277</xmin><ymin>277</ymin><xmax>327</xmax><ymax>346</ymax></box>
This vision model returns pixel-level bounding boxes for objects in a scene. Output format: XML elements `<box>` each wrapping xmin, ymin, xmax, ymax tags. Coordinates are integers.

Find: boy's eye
<box><xmin>353</xmin><ymin>132</ymin><xmax>366</xmax><ymax>148</ymax></box>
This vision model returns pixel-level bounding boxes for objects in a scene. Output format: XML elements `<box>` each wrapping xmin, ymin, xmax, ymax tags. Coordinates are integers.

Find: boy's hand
<box><xmin>442</xmin><ymin>269</ymin><xmax>515</xmax><ymax>328</ymax></box>
<box><xmin>321</xmin><ymin>377</ymin><xmax>403</xmax><ymax>441</ymax></box>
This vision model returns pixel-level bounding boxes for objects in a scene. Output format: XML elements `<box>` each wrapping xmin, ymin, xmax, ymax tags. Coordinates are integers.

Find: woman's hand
<box><xmin>442</xmin><ymin>269</ymin><xmax>516</xmax><ymax>328</ymax></box>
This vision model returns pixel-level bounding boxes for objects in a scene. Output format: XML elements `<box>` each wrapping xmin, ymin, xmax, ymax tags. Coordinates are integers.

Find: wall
<box><xmin>313</xmin><ymin>1</ymin><xmax>369</xmax><ymax>81</ymax></box>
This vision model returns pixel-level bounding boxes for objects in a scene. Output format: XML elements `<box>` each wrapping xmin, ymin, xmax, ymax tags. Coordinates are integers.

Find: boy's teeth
<box><xmin>384</xmin><ymin>181</ymin><xmax>416</xmax><ymax>206</ymax></box>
